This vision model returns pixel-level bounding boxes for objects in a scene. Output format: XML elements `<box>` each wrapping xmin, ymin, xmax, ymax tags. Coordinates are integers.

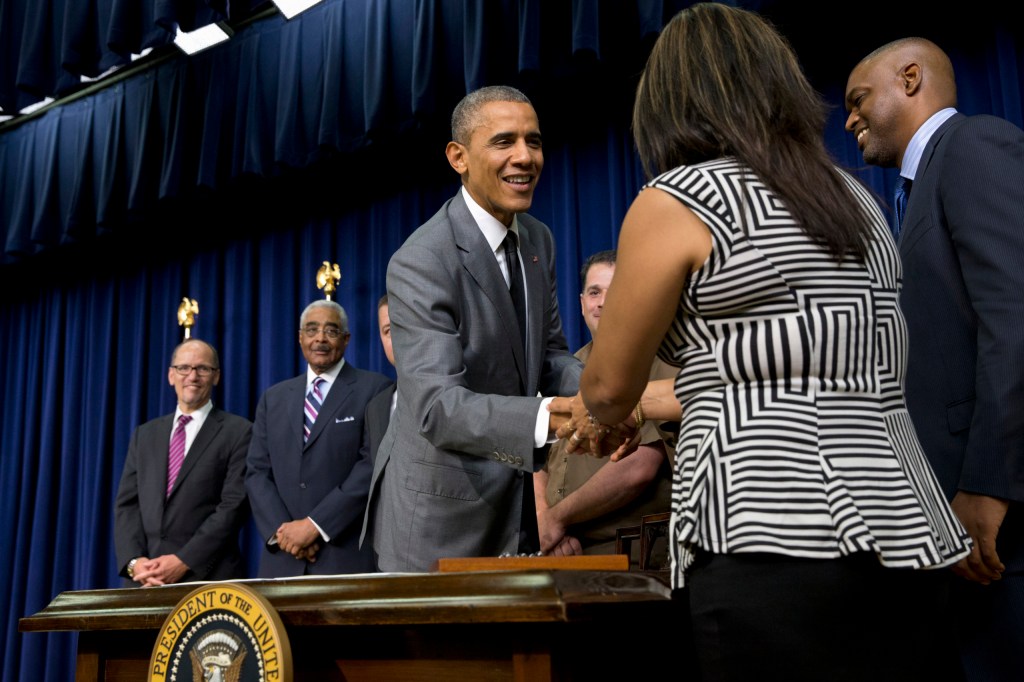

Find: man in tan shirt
<box><xmin>535</xmin><ymin>250</ymin><xmax>676</xmax><ymax>557</ymax></box>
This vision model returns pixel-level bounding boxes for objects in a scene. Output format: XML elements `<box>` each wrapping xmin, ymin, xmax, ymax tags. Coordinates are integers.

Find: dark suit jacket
<box><xmin>246</xmin><ymin>361</ymin><xmax>392</xmax><ymax>577</ymax></box>
<box><xmin>114</xmin><ymin>407</ymin><xmax>252</xmax><ymax>583</ymax></box>
<box><xmin>363</xmin><ymin>384</ymin><xmax>395</xmax><ymax>465</ymax></box>
<box><xmin>899</xmin><ymin>112</ymin><xmax>1024</xmax><ymax>569</ymax></box>
<box><xmin>365</xmin><ymin>189</ymin><xmax>583</xmax><ymax>572</ymax></box>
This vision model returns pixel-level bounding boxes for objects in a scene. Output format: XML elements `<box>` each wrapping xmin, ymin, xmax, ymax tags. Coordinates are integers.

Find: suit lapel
<box><xmin>449</xmin><ymin>193</ymin><xmax>529</xmax><ymax>387</ymax></box>
<box><xmin>145</xmin><ymin>414</ymin><xmax>175</xmax><ymax>507</ymax></box>
<box><xmin>167</xmin><ymin>409</ymin><xmax>223</xmax><ymax>499</ymax></box>
<box><xmin>288</xmin><ymin>376</ymin><xmax>305</xmax><ymax>449</ymax></box>
<box><xmin>900</xmin><ymin>113</ymin><xmax>963</xmax><ymax>250</ymax></box>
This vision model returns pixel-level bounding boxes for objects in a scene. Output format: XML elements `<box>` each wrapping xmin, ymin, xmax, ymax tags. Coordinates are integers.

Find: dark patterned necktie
<box><xmin>166</xmin><ymin>414</ymin><xmax>193</xmax><ymax>497</ymax></box>
<box><xmin>503</xmin><ymin>231</ymin><xmax>527</xmax><ymax>350</ymax></box>
<box><xmin>304</xmin><ymin>376</ymin><xmax>325</xmax><ymax>442</ymax></box>
<box><xmin>893</xmin><ymin>176</ymin><xmax>912</xmax><ymax>240</ymax></box>
<box><xmin>503</xmin><ymin>231</ymin><xmax>537</xmax><ymax>553</ymax></box>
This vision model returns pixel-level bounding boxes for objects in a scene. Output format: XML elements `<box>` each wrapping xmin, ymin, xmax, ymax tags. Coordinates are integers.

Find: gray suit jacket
<box><xmin>114</xmin><ymin>407</ymin><xmax>252</xmax><ymax>583</ymax></box>
<box><xmin>246</xmin><ymin>361</ymin><xmax>392</xmax><ymax>577</ymax></box>
<box><xmin>365</xmin><ymin>190</ymin><xmax>583</xmax><ymax>572</ymax></box>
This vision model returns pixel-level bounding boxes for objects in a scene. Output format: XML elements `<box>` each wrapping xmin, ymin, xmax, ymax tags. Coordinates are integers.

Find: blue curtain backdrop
<box><xmin>1</xmin><ymin>1</ymin><xmax>1023</xmax><ymax>680</ymax></box>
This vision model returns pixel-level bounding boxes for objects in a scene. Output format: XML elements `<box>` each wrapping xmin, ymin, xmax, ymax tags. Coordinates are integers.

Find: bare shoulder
<box><xmin>621</xmin><ymin>187</ymin><xmax>712</xmax><ymax>275</ymax></box>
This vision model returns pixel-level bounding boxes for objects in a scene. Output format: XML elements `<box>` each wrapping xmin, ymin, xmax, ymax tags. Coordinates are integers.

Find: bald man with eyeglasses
<box><xmin>245</xmin><ymin>300</ymin><xmax>392</xmax><ymax>577</ymax></box>
<box><xmin>114</xmin><ymin>338</ymin><xmax>253</xmax><ymax>586</ymax></box>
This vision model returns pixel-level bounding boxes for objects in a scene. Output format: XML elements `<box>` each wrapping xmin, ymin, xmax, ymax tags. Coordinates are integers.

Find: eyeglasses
<box><xmin>301</xmin><ymin>325</ymin><xmax>347</xmax><ymax>339</ymax></box>
<box><xmin>171</xmin><ymin>364</ymin><xmax>219</xmax><ymax>377</ymax></box>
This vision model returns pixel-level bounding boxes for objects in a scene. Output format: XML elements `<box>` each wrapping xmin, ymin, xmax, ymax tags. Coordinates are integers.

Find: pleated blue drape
<box><xmin>2</xmin><ymin>2</ymin><xmax>1024</xmax><ymax>681</ymax></box>
<box><xmin>2</xmin><ymin>0</ymin><xmax>714</xmax><ymax>262</ymax></box>
<box><xmin>0</xmin><ymin>0</ymin><xmax>268</xmax><ymax>114</ymax></box>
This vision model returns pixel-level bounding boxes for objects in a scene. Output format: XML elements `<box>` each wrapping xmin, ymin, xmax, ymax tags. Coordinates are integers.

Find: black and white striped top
<box><xmin>652</xmin><ymin>158</ymin><xmax>971</xmax><ymax>588</ymax></box>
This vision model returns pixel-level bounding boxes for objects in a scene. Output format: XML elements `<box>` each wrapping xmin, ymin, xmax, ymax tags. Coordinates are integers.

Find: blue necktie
<box><xmin>893</xmin><ymin>176</ymin><xmax>912</xmax><ymax>240</ymax></box>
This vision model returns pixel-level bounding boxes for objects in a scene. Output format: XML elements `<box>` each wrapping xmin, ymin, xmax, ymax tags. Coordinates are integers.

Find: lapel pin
<box><xmin>532</xmin><ymin>256</ymin><xmax>539</xmax><ymax>263</ymax></box>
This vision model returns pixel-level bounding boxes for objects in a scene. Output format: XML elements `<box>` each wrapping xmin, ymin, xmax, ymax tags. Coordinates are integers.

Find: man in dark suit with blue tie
<box><xmin>246</xmin><ymin>300</ymin><xmax>391</xmax><ymax>577</ymax></box>
<box><xmin>114</xmin><ymin>338</ymin><xmax>252</xmax><ymax>586</ymax></box>
<box><xmin>846</xmin><ymin>37</ymin><xmax>1024</xmax><ymax>680</ymax></box>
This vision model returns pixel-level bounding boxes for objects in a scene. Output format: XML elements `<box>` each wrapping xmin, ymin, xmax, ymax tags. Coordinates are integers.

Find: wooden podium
<box><xmin>20</xmin><ymin>565</ymin><xmax>678</xmax><ymax>681</ymax></box>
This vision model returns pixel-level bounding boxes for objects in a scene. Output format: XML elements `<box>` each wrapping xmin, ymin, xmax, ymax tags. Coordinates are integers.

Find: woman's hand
<box><xmin>549</xmin><ymin>392</ymin><xmax>638</xmax><ymax>458</ymax></box>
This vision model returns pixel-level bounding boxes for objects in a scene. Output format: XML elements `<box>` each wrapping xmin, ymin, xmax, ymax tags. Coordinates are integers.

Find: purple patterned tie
<box><xmin>304</xmin><ymin>377</ymin><xmax>326</xmax><ymax>443</ymax></box>
<box><xmin>166</xmin><ymin>414</ymin><xmax>193</xmax><ymax>497</ymax></box>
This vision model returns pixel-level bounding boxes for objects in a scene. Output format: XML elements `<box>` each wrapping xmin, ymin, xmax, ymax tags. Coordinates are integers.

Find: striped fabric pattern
<box><xmin>165</xmin><ymin>414</ymin><xmax>193</xmax><ymax>497</ymax></box>
<box><xmin>304</xmin><ymin>376</ymin><xmax>325</xmax><ymax>443</ymax></box>
<box><xmin>652</xmin><ymin>158</ymin><xmax>971</xmax><ymax>588</ymax></box>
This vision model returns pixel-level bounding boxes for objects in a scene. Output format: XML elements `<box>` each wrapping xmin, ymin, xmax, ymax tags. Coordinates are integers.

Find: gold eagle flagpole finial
<box><xmin>316</xmin><ymin>261</ymin><xmax>341</xmax><ymax>301</ymax></box>
<box><xmin>177</xmin><ymin>297</ymin><xmax>199</xmax><ymax>339</ymax></box>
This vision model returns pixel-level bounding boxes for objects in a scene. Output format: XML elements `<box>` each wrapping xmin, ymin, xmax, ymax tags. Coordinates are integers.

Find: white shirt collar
<box><xmin>901</xmin><ymin>107</ymin><xmax>957</xmax><ymax>181</ymax></box>
<box><xmin>174</xmin><ymin>399</ymin><xmax>213</xmax><ymax>430</ymax></box>
<box><xmin>307</xmin><ymin>358</ymin><xmax>345</xmax><ymax>389</ymax></box>
<box><xmin>461</xmin><ymin>186</ymin><xmax>520</xmax><ymax>252</ymax></box>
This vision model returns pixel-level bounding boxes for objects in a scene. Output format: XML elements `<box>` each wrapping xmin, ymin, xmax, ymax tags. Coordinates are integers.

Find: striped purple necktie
<box><xmin>304</xmin><ymin>377</ymin><xmax>325</xmax><ymax>442</ymax></box>
<box><xmin>166</xmin><ymin>414</ymin><xmax>193</xmax><ymax>497</ymax></box>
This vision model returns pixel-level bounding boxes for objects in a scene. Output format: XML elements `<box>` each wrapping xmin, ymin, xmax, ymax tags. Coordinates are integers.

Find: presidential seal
<box><xmin>148</xmin><ymin>583</ymin><xmax>292</xmax><ymax>682</ymax></box>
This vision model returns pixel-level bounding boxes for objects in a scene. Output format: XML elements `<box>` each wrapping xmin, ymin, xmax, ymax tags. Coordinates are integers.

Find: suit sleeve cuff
<box><xmin>535</xmin><ymin>397</ymin><xmax>555</xmax><ymax>448</ymax></box>
<box><xmin>309</xmin><ymin>516</ymin><xmax>331</xmax><ymax>542</ymax></box>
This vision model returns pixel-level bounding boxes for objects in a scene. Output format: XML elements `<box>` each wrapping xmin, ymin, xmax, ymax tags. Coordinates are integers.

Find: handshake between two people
<box><xmin>548</xmin><ymin>391</ymin><xmax>640</xmax><ymax>461</ymax></box>
<box><xmin>547</xmin><ymin>378</ymin><xmax>682</xmax><ymax>460</ymax></box>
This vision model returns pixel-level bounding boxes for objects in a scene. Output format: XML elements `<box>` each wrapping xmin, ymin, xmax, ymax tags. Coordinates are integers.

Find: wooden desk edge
<box><xmin>19</xmin><ymin>569</ymin><xmax>672</xmax><ymax>633</ymax></box>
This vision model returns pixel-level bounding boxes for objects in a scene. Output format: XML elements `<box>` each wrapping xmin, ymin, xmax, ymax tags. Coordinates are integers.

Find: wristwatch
<box><xmin>126</xmin><ymin>557</ymin><xmax>139</xmax><ymax>578</ymax></box>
